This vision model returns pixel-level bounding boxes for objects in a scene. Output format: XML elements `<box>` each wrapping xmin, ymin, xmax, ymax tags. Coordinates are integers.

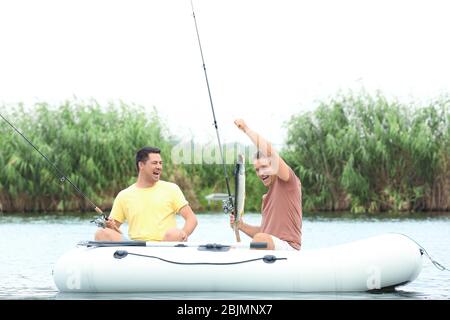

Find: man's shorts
<box><xmin>271</xmin><ymin>235</ymin><xmax>298</xmax><ymax>251</ymax></box>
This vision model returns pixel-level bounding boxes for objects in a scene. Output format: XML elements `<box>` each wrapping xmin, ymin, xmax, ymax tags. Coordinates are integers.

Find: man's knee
<box><xmin>94</xmin><ymin>228</ymin><xmax>121</xmax><ymax>241</ymax></box>
<box><xmin>95</xmin><ymin>228</ymin><xmax>107</xmax><ymax>241</ymax></box>
<box><xmin>252</xmin><ymin>233</ymin><xmax>275</xmax><ymax>250</ymax></box>
<box><xmin>163</xmin><ymin>228</ymin><xmax>184</xmax><ymax>241</ymax></box>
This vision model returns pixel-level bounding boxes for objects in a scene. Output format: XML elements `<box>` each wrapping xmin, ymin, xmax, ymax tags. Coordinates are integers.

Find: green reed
<box><xmin>284</xmin><ymin>91</ymin><xmax>450</xmax><ymax>212</ymax></box>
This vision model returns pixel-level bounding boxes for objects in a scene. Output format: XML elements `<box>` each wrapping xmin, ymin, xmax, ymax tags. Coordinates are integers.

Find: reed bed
<box><xmin>1</xmin><ymin>92</ymin><xmax>448</xmax><ymax>214</ymax></box>
<box><xmin>284</xmin><ymin>91</ymin><xmax>450</xmax><ymax>212</ymax></box>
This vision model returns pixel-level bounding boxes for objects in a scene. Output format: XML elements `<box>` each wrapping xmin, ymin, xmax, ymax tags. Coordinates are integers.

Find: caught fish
<box><xmin>233</xmin><ymin>154</ymin><xmax>245</xmax><ymax>242</ymax></box>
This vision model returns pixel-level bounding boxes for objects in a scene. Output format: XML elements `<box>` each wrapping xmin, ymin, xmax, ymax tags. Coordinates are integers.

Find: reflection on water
<box><xmin>0</xmin><ymin>212</ymin><xmax>449</xmax><ymax>300</ymax></box>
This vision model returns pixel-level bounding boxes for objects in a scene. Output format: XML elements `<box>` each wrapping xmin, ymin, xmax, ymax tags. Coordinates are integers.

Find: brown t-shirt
<box><xmin>260</xmin><ymin>167</ymin><xmax>302</xmax><ymax>250</ymax></box>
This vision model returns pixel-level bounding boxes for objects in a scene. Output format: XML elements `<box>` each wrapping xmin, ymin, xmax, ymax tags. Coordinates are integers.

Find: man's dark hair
<box><xmin>136</xmin><ymin>147</ymin><xmax>161</xmax><ymax>172</ymax></box>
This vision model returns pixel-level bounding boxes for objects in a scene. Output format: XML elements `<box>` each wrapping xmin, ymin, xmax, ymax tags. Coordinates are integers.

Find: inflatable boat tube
<box><xmin>53</xmin><ymin>233</ymin><xmax>423</xmax><ymax>292</ymax></box>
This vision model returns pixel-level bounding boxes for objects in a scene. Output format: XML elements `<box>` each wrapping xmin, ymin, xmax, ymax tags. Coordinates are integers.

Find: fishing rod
<box><xmin>0</xmin><ymin>112</ymin><xmax>105</xmax><ymax>220</ymax></box>
<box><xmin>190</xmin><ymin>0</ymin><xmax>234</xmax><ymax>215</ymax></box>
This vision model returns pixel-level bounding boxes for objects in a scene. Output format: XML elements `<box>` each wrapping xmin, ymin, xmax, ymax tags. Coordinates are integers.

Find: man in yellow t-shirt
<box><xmin>94</xmin><ymin>147</ymin><xmax>198</xmax><ymax>242</ymax></box>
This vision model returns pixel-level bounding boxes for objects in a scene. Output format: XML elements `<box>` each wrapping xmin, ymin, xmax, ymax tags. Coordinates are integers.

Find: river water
<box><xmin>0</xmin><ymin>212</ymin><xmax>449</xmax><ymax>300</ymax></box>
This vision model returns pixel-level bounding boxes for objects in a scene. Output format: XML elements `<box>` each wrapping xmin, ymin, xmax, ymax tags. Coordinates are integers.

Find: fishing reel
<box><xmin>222</xmin><ymin>198</ymin><xmax>234</xmax><ymax>215</ymax></box>
<box><xmin>90</xmin><ymin>214</ymin><xmax>107</xmax><ymax>228</ymax></box>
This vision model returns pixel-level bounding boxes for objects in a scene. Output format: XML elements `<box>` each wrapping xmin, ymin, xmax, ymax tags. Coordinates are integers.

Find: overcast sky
<box><xmin>1</xmin><ymin>0</ymin><xmax>449</xmax><ymax>147</ymax></box>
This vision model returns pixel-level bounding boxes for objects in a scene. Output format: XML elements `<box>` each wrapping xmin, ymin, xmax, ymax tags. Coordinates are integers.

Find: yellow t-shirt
<box><xmin>109</xmin><ymin>181</ymin><xmax>188</xmax><ymax>241</ymax></box>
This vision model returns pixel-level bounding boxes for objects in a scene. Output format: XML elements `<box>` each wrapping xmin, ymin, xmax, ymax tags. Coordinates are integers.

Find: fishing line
<box><xmin>0</xmin><ymin>112</ymin><xmax>104</xmax><ymax>216</ymax></box>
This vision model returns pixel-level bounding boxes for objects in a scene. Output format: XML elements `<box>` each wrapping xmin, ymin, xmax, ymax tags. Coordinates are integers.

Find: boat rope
<box><xmin>113</xmin><ymin>250</ymin><xmax>287</xmax><ymax>265</ymax></box>
<box><xmin>189</xmin><ymin>0</ymin><xmax>234</xmax><ymax>215</ymax></box>
<box><xmin>397</xmin><ymin>233</ymin><xmax>449</xmax><ymax>271</ymax></box>
<box><xmin>0</xmin><ymin>112</ymin><xmax>105</xmax><ymax>217</ymax></box>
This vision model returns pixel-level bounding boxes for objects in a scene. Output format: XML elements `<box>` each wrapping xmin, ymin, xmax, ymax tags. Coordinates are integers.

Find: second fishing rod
<box><xmin>0</xmin><ymin>112</ymin><xmax>105</xmax><ymax>223</ymax></box>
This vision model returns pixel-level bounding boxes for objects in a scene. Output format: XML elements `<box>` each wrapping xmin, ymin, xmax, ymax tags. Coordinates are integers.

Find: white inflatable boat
<box><xmin>53</xmin><ymin>233</ymin><xmax>423</xmax><ymax>293</ymax></box>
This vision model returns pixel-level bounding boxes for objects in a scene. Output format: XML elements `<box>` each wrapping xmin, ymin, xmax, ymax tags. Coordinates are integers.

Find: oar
<box><xmin>79</xmin><ymin>240</ymin><xmax>268</xmax><ymax>250</ymax></box>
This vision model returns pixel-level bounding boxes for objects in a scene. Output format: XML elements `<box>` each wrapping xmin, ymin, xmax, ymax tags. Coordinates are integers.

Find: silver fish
<box><xmin>233</xmin><ymin>154</ymin><xmax>245</xmax><ymax>242</ymax></box>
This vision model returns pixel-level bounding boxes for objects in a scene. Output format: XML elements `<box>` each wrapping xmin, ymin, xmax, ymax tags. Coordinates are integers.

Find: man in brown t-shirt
<box><xmin>230</xmin><ymin>119</ymin><xmax>302</xmax><ymax>250</ymax></box>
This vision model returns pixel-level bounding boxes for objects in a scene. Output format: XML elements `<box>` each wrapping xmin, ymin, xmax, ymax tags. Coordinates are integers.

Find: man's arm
<box><xmin>230</xmin><ymin>215</ymin><xmax>261</xmax><ymax>238</ymax></box>
<box><xmin>105</xmin><ymin>218</ymin><xmax>123</xmax><ymax>234</ymax></box>
<box><xmin>107</xmin><ymin>193</ymin><xmax>125</xmax><ymax>234</ymax></box>
<box><xmin>178</xmin><ymin>205</ymin><xmax>198</xmax><ymax>238</ymax></box>
<box><xmin>239</xmin><ymin>220</ymin><xmax>262</xmax><ymax>238</ymax></box>
<box><xmin>234</xmin><ymin>119</ymin><xmax>291</xmax><ymax>181</ymax></box>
